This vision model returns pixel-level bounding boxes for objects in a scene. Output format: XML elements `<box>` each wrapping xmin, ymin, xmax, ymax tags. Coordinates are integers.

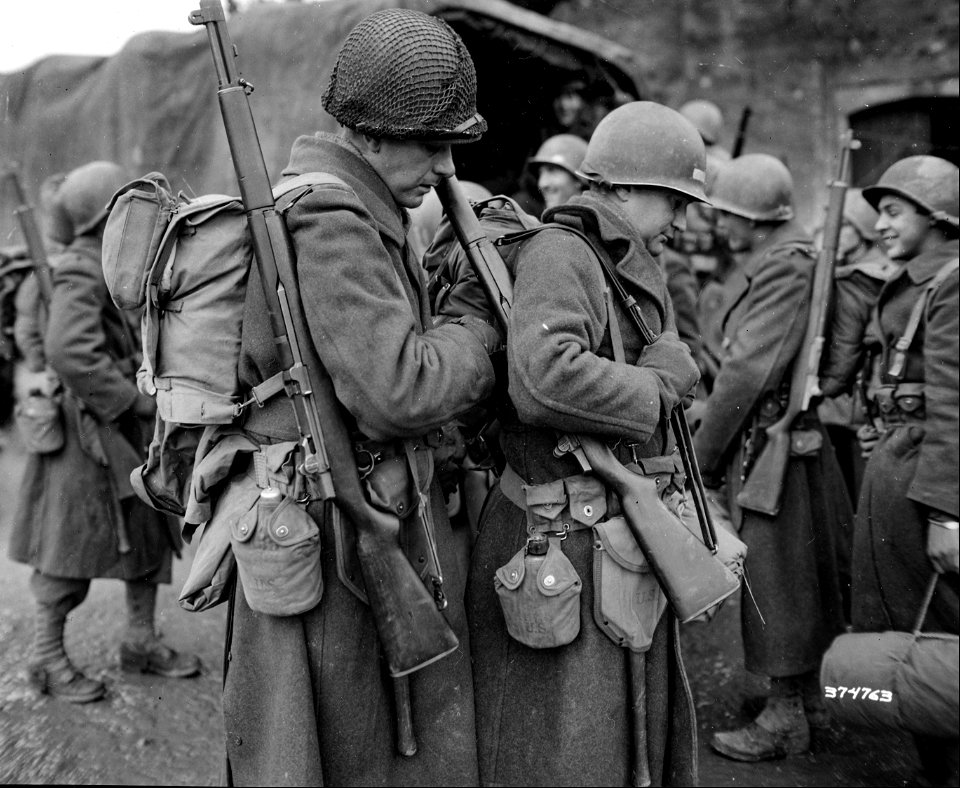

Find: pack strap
<box><xmin>888</xmin><ymin>257</ymin><xmax>959</xmax><ymax>380</ymax></box>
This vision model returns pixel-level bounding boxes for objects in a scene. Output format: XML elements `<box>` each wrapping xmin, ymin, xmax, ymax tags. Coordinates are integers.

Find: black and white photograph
<box><xmin>1</xmin><ymin>1</ymin><xmax>957</xmax><ymax>785</ymax></box>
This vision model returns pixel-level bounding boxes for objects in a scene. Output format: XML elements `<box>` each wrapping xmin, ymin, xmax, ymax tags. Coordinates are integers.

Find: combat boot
<box><xmin>28</xmin><ymin>657</ymin><xmax>106</xmax><ymax>704</ymax></box>
<box><xmin>711</xmin><ymin>695</ymin><xmax>810</xmax><ymax>762</ymax></box>
<box><xmin>119</xmin><ymin>637</ymin><xmax>202</xmax><ymax>678</ymax></box>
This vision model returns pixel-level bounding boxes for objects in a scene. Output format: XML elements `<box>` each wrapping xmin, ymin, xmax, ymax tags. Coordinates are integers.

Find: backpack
<box><xmin>101</xmin><ymin>172</ymin><xmax>345</xmax><ymax>516</ymax></box>
<box><xmin>102</xmin><ymin>171</ymin><xmax>345</xmax><ymax>426</ymax></box>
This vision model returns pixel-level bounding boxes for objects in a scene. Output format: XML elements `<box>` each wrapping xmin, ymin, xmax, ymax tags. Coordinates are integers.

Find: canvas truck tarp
<box><xmin>0</xmin><ymin>0</ymin><xmax>643</xmax><ymax>243</ymax></box>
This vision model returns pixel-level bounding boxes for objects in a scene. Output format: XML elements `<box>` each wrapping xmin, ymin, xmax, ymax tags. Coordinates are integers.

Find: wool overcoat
<box><xmin>852</xmin><ymin>238</ymin><xmax>959</xmax><ymax>635</ymax></box>
<box><xmin>693</xmin><ymin>220</ymin><xmax>851</xmax><ymax>678</ymax></box>
<box><xmin>8</xmin><ymin>236</ymin><xmax>171</xmax><ymax>581</ymax></box>
<box><xmin>221</xmin><ymin>133</ymin><xmax>496</xmax><ymax>786</ymax></box>
<box><xmin>468</xmin><ymin>193</ymin><xmax>698</xmax><ymax>787</ymax></box>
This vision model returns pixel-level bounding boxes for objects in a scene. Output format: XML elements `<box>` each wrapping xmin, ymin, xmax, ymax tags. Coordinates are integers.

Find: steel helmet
<box><xmin>529</xmin><ymin>134</ymin><xmax>589</xmax><ymax>180</ymax></box>
<box><xmin>57</xmin><ymin>161</ymin><xmax>128</xmax><ymax>237</ymax></box>
<box><xmin>863</xmin><ymin>155</ymin><xmax>959</xmax><ymax>229</ymax></box>
<box><xmin>578</xmin><ymin>101</ymin><xmax>707</xmax><ymax>202</ymax></box>
<box><xmin>842</xmin><ymin>189</ymin><xmax>880</xmax><ymax>242</ymax></box>
<box><xmin>679</xmin><ymin>99</ymin><xmax>724</xmax><ymax>145</ymax></box>
<box><xmin>322</xmin><ymin>9</ymin><xmax>486</xmax><ymax>143</ymax></box>
<box><xmin>708</xmin><ymin>154</ymin><xmax>794</xmax><ymax>222</ymax></box>
<box><xmin>39</xmin><ymin>172</ymin><xmax>74</xmax><ymax>246</ymax></box>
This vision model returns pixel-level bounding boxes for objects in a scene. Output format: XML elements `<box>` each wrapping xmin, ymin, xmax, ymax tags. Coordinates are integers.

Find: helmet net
<box><xmin>322</xmin><ymin>9</ymin><xmax>486</xmax><ymax>142</ymax></box>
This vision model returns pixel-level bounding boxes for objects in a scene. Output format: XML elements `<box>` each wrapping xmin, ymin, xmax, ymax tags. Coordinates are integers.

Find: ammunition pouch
<box><xmin>592</xmin><ymin>516</ymin><xmax>667</xmax><ymax>652</ymax></box>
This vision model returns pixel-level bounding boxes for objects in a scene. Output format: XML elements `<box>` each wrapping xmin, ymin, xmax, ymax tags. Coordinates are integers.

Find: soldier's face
<box><xmin>537</xmin><ymin>165</ymin><xmax>582</xmax><ymax>209</ymax></box>
<box><xmin>615</xmin><ymin>187</ymin><xmax>690</xmax><ymax>256</ymax></box>
<box><xmin>714</xmin><ymin>210</ymin><xmax>753</xmax><ymax>252</ymax></box>
<box><xmin>368</xmin><ymin>138</ymin><xmax>457</xmax><ymax>209</ymax></box>
<box><xmin>876</xmin><ymin>195</ymin><xmax>930</xmax><ymax>261</ymax></box>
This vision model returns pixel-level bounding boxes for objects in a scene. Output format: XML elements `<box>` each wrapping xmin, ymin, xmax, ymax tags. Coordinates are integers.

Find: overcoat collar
<box><xmin>900</xmin><ymin>238</ymin><xmax>960</xmax><ymax>286</ymax></box>
<box><xmin>545</xmin><ymin>192</ymin><xmax>668</xmax><ymax>315</ymax></box>
<box><xmin>719</xmin><ymin>219</ymin><xmax>812</xmax><ymax>327</ymax></box>
<box><xmin>281</xmin><ymin>132</ymin><xmax>407</xmax><ymax>249</ymax></box>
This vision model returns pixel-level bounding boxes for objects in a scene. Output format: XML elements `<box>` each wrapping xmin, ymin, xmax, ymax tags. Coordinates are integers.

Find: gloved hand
<box><xmin>927</xmin><ymin>510</ymin><xmax>960</xmax><ymax>574</ymax></box>
<box><xmin>856</xmin><ymin>423</ymin><xmax>882</xmax><ymax>458</ymax></box>
<box><xmin>455</xmin><ymin>314</ymin><xmax>505</xmax><ymax>355</ymax></box>
<box><xmin>637</xmin><ymin>331</ymin><xmax>700</xmax><ymax>415</ymax></box>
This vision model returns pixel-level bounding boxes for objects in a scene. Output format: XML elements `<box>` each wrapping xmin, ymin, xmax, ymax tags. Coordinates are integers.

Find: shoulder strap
<box><xmin>888</xmin><ymin>257</ymin><xmax>959</xmax><ymax>380</ymax></box>
<box><xmin>273</xmin><ymin>172</ymin><xmax>350</xmax><ymax>205</ymax></box>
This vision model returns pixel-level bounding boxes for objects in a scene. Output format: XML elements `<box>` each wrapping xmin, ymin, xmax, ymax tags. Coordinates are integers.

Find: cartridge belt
<box><xmin>500</xmin><ymin>452</ymin><xmax>684</xmax><ymax>536</ymax></box>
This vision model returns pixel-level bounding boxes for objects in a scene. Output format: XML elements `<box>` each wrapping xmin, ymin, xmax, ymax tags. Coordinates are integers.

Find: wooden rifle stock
<box><xmin>190</xmin><ymin>0</ymin><xmax>458</xmax><ymax>689</ymax></box>
<box><xmin>3</xmin><ymin>167</ymin><xmax>55</xmax><ymax>306</ymax></box>
<box><xmin>736</xmin><ymin>132</ymin><xmax>860</xmax><ymax>516</ymax></box>
<box><xmin>575</xmin><ymin>435</ymin><xmax>739</xmax><ymax>623</ymax></box>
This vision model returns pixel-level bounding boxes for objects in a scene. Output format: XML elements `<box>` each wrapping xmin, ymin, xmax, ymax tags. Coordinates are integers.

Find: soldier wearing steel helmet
<box><xmin>218</xmin><ymin>9</ymin><xmax>500</xmax><ymax>785</ymax></box>
<box><xmin>816</xmin><ymin>188</ymin><xmax>897</xmax><ymax>505</ymax></box>
<box><xmin>691</xmin><ymin>153</ymin><xmax>852</xmax><ymax>762</ymax></box>
<box><xmin>849</xmin><ymin>155</ymin><xmax>959</xmax><ymax>786</ymax></box>
<box><xmin>467</xmin><ymin>101</ymin><xmax>702</xmax><ymax>786</ymax></box>
<box><xmin>8</xmin><ymin>161</ymin><xmax>201</xmax><ymax>706</ymax></box>
<box><xmin>679</xmin><ymin>99</ymin><xmax>732</xmax><ymax>162</ymax></box>
<box><xmin>527</xmin><ymin>133</ymin><xmax>589</xmax><ymax>211</ymax></box>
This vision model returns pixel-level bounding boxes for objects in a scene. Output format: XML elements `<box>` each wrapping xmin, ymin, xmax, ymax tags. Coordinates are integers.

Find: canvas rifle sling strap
<box><xmin>888</xmin><ymin>257</ymin><xmax>959</xmax><ymax>380</ymax></box>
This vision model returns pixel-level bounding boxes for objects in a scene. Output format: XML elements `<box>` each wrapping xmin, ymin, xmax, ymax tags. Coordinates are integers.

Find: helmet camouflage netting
<box><xmin>322</xmin><ymin>9</ymin><xmax>487</xmax><ymax>143</ymax></box>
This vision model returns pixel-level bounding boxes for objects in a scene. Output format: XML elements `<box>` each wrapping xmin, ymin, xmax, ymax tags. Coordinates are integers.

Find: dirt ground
<box><xmin>0</xmin><ymin>422</ymin><xmax>921</xmax><ymax>786</ymax></box>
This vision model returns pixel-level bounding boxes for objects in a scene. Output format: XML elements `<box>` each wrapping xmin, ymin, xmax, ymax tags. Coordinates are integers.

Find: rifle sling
<box><xmin>888</xmin><ymin>257</ymin><xmax>959</xmax><ymax>380</ymax></box>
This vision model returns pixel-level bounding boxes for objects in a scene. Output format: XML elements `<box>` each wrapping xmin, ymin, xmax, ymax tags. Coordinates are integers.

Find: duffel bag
<box><xmin>820</xmin><ymin>573</ymin><xmax>959</xmax><ymax>738</ymax></box>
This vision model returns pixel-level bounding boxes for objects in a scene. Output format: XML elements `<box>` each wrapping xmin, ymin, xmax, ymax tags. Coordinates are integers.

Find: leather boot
<box><xmin>711</xmin><ymin>695</ymin><xmax>810</xmax><ymax>762</ymax></box>
<box><xmin>28</xmin><ymin>657</ymin><xmax>106</xmax><ymax>704</ymax></box>
<box><xmin>119</xmin><ymin>636</ymin><xmax>202</xmax><ymax>678</ymax></box>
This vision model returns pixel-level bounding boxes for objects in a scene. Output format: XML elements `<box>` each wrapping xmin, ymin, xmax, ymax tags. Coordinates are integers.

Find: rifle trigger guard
<box><xmin>355</xmin><ymin>446</ymin><xmax>380</xmax><ymax>480</ymax></box>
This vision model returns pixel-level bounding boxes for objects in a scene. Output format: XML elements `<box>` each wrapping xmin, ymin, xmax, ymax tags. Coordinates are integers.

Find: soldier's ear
<box><xmin>612</xmin><ymin>185</ymin><xmax>631</xmax><ymax>203</ymax></box>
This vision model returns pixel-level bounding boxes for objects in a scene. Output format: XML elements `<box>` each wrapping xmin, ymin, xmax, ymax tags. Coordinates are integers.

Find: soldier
<box><xmin>467</xmin><ymin>101</ymin><xmax>702</xmax><ymax>787</ymax></box>
<box><xmin>679</xmin><ymin>99</ymin><xmax>732</xmax><ymax>161</ymax></box>
<box><xmin>527</xmin><ymin>133</ymin><xmax>588</xmax><ymax>211</ymax></box>
<box><xmin>854</xmin><ymin>155</ymin><xmax>958</xmax><ymax>786</ymax></box>
<box><xmin>817</xmin><ymin>188</ymin><xmax>897</xmax><ymax>505</ymax></box>
<box><xmin>7</xmin><ymin>161</ymin><xmax>201</xmax><ymax>705</ymax></box>
<box><xmin>218</xmin><ymin>10</ymin><xmax>500</xmax><ymax>785</ymax></box>
<box><xmin>691</xmin><ymin>154</ymin><xmax>852</xmax><ymax>761</ymax></box>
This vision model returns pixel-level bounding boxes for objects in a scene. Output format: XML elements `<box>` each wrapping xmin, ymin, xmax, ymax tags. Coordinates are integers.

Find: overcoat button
<box><xmin>543</xmin><ymin>574</ymin><xmax>556</xmax><ymax>587</ymax></box>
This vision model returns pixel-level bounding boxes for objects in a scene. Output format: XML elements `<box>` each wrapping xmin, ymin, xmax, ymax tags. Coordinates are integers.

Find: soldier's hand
<box><xmin>638</xmin><ymin>331</ymin><xmax>700</xmax><ymax>414</ymax></box>
<box><xmin>856</xmin><ymin>423</ymin><xmax>882</xmax><ymax>458</ymax></box>
<box><xmin>927</xmin><ymin>511</ymin><xmax>960</xmax><ymax>574</ymax></box>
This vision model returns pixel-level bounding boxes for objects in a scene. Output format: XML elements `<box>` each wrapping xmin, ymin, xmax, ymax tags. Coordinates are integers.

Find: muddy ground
<box><xmin>0</xmin><ymin>422</ymin><xmax>920</xmax><ymax>786</ymax></box>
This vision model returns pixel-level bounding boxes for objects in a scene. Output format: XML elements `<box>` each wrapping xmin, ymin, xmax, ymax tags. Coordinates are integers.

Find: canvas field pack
<box><xmin>102</xmin><ymin>171</ymin><xmax>345</xmax><ymax>426</ymax></box>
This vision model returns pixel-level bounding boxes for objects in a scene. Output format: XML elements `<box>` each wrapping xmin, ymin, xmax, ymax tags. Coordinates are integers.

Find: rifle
<box><xmin>436</xmin><ymin>175</ymin><xmax>738</xmax><ymax>623</ymax></box>
<box><xmin>189</xmin><ymin>0</ymin><xmax>458</xmax><ymax>755</ymax></box>
<box><xmin>736</xmin><ymin>132</ymin><xmax>860</xmax><ymax>516</ymax></box>
<box><xmin>3</xmin><ymin>166</ymin><xmax>55</xmax><ymax>306</ymax></box>
<box><xmin>731</xmin><ymin>106</ymin><xmax>752</xmax><ymax>158</ymax></box>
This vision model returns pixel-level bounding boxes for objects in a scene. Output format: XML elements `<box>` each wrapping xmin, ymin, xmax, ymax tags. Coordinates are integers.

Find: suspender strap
<box><xmin>888</xmin><ymin>258</ymin><xmax>959</xmax><ymax>380</ymax></box>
